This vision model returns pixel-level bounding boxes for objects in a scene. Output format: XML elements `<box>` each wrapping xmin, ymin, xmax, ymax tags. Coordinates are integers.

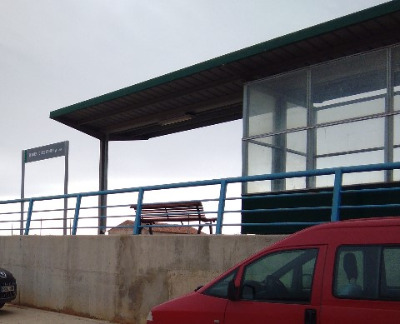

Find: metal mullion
<box><xmin>306</xmin><ymin>68</ymin><xmax>316</xmax><ymax>188</ymax></box>
<box><xmin>385</xmin><ymin>48</ymin><xmax>394</xmax><ymax>181</ymax></box>
<box><xmin>248</xmin><ymin>139</ymin><xmax>307</xmax><ymax>157</ymax></box>
<box><xmin>244</xmin><ymin>110</ymin><xmax>400</xmax><ymax>142</ymax></box>
<box><xmin>242</xmin><ymin>85</ymin><xmax>249</xmax><ymax>195</ymax></box>
<box><xmin>316</xmin><ymin>146</ymin><xmax>384</xmax><ymax>159</ymax></box>
<box><xmin>314</xmin><ymin>93</ymin><xmax>385</xmax><ymax>111</ymax></box>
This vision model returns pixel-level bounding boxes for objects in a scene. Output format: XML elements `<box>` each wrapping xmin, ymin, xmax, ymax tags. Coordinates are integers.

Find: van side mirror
<box><xmin>227</xmin><ymin>280</ymin><xmax>238</xmax><ymax>301</ymax></box>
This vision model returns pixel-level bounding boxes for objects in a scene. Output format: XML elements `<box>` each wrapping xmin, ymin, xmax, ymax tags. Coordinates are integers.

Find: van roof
<box><xmin>273</xmin><ymin>217</ymin><xmax>400</xmax><ymax>248</ymax></box>
<box><xmin>311</xmin><ymin>216</ymin><xmax>400</xmax><ymax>230</ymax></box>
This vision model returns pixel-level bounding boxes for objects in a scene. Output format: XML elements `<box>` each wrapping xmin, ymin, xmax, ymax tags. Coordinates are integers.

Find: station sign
<box><xmin>21</xmin><ymin>141</ymin><xmax>69</xmax><ymax>235</ymax></box>
<box><xmin>24</xmin><ymin>141</ymin><xmax>68</xmax><ymax>163</ymax></box>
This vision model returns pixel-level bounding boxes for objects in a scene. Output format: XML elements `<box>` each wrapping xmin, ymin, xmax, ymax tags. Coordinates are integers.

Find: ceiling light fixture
<box><xmin>160</xmin><ymin>114</ymin><xmax>193</xmax><ymax>126</ymax></box>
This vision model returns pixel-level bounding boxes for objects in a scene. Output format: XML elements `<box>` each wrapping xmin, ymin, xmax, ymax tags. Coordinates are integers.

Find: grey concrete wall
<box><xmin>0</xmin><ymin>235</ymin><xmax>286</xmax><ymax>324</ymax></box>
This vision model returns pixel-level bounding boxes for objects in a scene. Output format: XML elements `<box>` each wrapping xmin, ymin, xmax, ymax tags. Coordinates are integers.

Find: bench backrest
<box><xmin>131</xmin><ymin>201</ymin><xmax>204</xmax><ymax>218</ymax></box>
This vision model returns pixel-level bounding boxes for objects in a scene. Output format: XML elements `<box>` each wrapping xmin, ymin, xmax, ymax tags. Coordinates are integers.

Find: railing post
<box><xmin>331</xmin><ymin>169</ymin><xmax>343</xmax><ymax>222</ymax></box>
<box><xmin>133</xmin><ymin>189</ymin><xmax>144</xmax><ymax>235</ymax></box>
<box><xmin>72</xmin><ymin>195</ymin><xmax>82</xmax><ymax>235</ymax></box>
<box><xmin>24</xmin><ymin>199</ymin><xmax>34</xmax><ymax>235</ymax></box>
<box><xmin>216</xmin><ymin>181</ymin><xmax>227</xmax><ymax>234</ymax></box>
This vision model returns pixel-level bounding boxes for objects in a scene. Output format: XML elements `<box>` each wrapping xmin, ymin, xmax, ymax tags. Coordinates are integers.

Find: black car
<box><xmin>0</xmin><ymin>268</ymin><xmax>17</xmax><ymax>308</ymax></box>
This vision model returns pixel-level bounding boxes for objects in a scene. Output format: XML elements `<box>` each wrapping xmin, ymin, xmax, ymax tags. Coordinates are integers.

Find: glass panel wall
<box><xmin>312</xmin><ymin>50</ymin><xmax>386</xmax><ymax>122</ymax></box>
<box><xmin>245</xmin><ymin>70</ymin><xmax>307</xmax><ymax>192</ymax></box>
<box><xmin>395</xmin><ymin>148</ymin><xmax>400</xmax><ymax>181</ymax></box>
<box><xmin>393</xmin><ymin>46</ymin><xmax>400</xmax><ymax>181</ymax></box>
<box><xmin>246</xmin><ymin>141</ymin><xmax>272</xmax><ymax>193</ymax></box>
<box><xmin>316</xmin><ymin>119</ymin><xmax>384</xmax><ymax>159</ymax></box>
<box><xmin>244</xmin><ymin>46</ymin><xmax>400</xmax><ymax>194</ymax></box>
<box><xmin>394</xmin><ymin>46</ymin><xmax>400</xmax><ymax>111</ymax></box>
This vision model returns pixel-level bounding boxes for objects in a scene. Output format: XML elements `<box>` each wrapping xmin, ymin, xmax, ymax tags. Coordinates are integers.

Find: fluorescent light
<box><xmin>160</xmin><ymin>115</ymin><xmax>193</xmax><ymax>126</ymax></box>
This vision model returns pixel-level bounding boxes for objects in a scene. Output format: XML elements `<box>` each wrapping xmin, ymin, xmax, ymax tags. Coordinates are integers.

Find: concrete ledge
<box><xmin>0</xmin><ymin>235</ymin><xmax>286</xmax><ymax>324</ymax></box>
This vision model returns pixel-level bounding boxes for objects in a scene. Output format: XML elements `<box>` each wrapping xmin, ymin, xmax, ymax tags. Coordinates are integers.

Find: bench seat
<box><xmin>131</xmin><ymin>201</ymin><xmax>217</xmax><ymax>234</ymax></box>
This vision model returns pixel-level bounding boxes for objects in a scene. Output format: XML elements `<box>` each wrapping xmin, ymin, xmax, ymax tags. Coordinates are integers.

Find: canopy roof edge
<box><xmin>50</xmin><ymin>1</ymin><xmax>400</xmax><ymax>141</ymax></box>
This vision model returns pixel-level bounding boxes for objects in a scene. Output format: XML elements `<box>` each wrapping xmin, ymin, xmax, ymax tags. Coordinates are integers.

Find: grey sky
<box><xmin>0</xmin><ymin>0</ymin><xmax>389</xmax><ymax>200</ymax></box>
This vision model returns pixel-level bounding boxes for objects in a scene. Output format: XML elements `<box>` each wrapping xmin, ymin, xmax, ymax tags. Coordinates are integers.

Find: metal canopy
<box><xmin>50</xmin><ymin>1</ymin><xmax>400</xmax><ymax>141</ymax></box>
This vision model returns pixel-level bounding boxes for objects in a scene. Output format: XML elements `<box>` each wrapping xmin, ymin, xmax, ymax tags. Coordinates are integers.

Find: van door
<box><xmin>321</xmin><ymin>245</ymin><xmax>400</xmax><ymax>324</ymax></box>
<box><xmin>224</xmin><ymin>246</ymin><xmax>326</xmax><ymax>324</ymax></box>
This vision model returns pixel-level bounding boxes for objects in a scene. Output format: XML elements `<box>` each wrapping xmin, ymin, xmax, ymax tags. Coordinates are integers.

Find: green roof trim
<box><xmin>50</xmin><ymin>0</ymin><xmax>400</xmax><ymax>119</ymax></box>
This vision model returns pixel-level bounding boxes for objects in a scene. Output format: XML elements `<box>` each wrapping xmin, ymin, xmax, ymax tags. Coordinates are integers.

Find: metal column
<box><xmin>98</xmin><ymin>138</ymin><xmax>108</xmax><ymax>234</ymax></box>
<box><xmin>63</xmin><ymin>142</ymin><xmax>69</xmax><ymax>235</ymax></box>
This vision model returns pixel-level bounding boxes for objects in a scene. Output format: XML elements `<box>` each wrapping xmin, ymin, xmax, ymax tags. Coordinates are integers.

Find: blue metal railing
<box><xmin>0</xmin><ymin>162</ymin><xmax>399</xmax><ymax>235</ymax></box>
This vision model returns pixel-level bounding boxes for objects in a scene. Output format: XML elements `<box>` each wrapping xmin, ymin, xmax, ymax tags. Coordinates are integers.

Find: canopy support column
<box><xmin>99</xmin><ymin>138</ymin><xmax>108</xmax><ymax>234</ymax></box>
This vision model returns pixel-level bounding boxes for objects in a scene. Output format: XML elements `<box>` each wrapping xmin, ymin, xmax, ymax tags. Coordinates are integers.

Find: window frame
<box><xmin>238</xmin><ymin>248</ymin><xmax>319</xmax><ymax>304</ymax></box>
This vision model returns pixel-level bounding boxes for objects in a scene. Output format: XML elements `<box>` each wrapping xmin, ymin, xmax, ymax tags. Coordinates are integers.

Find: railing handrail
<box><xmin>3</xmin><ymin>161</ymin><xmax>400</xmax><ymax>205</ymax></box>
<box><xmin>0</xmin><ymin>161</ymin><xmax>399</xmax><ymax>235</ymax></box>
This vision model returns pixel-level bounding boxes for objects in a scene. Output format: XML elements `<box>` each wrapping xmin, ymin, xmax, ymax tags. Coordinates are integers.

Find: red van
<box><xmin>146</xmin><ymin>217</ymin><xmax>400</xmax><ymax>324</ymax></box>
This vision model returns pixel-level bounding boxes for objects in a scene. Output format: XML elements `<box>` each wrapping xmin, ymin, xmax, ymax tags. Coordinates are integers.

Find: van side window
<box><xmin>333</xmin><ymin>245</ymin><xmax>400</xmax><ymax>300</ymax></box>
<box><xmin>203</xmin><ymin>270</ymin><xmax>237</xmax><ymax>299</ymax></box>
<box><xmin>240</xmin><ymin>249</ymin><xmax>318</xmax><ymax>303</ymax></box>
<box><xmin>381</xmin><ymin>247</ymin><xmax>400</xmax><ymax>300</ymax></box>
<box><xmin>334</xmin><ymin>249</ymin><xmax>366</xmax><ymax>298</ymax></box>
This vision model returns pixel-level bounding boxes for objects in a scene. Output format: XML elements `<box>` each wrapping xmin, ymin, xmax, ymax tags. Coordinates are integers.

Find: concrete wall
<box><xmin>0</xmin><ymin>235</ymin><xmax>286</xmax><ymax>324</ymax></box>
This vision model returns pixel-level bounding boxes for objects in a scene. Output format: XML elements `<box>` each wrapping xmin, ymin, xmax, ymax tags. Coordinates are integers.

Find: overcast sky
<box><xmin>0</xmin><ymin>0</ymin><xmax>389</xmax><ymax>200</ymax></box>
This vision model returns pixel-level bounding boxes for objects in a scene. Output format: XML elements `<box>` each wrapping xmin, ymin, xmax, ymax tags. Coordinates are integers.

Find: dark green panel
<box><xmin>242</xmin><ymin>182</ymin><xmax>400</xmax><ymax>234</ymax></box>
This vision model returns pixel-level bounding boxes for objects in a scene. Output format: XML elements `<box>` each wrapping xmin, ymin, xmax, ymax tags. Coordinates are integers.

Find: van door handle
<box><xmin>304</xmin><ymin>308</ymin><xmax>316</xmax><ymax>324</ymax></box>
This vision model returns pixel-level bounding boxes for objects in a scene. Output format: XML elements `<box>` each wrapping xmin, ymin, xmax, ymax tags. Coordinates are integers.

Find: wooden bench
<box><xmin>130</xmin><ymin>201</ymin><xmax>217</xmax><ymax>234</ymax></box>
